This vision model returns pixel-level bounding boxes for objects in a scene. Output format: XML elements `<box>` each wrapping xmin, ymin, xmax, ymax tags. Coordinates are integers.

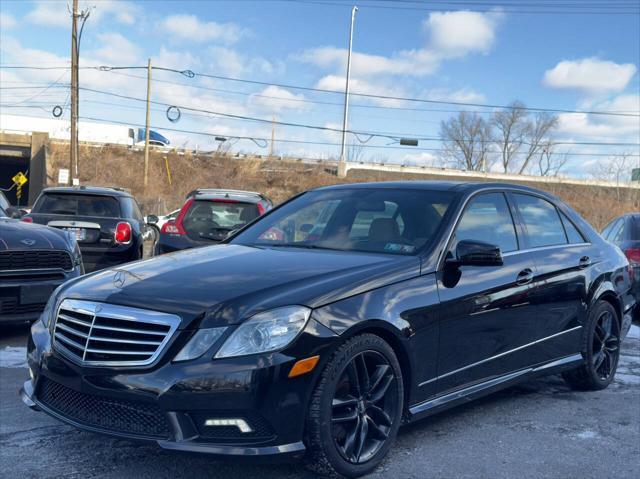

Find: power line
<box><xmin>3</xmin><ymin>64</ymin><xmax>638</xmax><ymax>117</ymax></box>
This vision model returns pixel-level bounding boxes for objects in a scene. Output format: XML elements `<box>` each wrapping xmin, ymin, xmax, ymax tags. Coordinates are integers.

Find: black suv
<box><xmin>0</xmin><ymin>201</ymin><xmax>83</xmax><ymax>325</ymax></box>
<box><xmin>22</xmin><ymin>186</ymin><xmax>156</xmax><ymax>273</ymax></box>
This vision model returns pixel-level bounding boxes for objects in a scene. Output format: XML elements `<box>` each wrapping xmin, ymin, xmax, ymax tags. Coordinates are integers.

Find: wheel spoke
<box><xmin>356</xmin><ymin>354</ymin><xmax>370</xmax><ymax>395</ymax></box>
<box><xmin>342</xmin><ymin>415</ymin><xmax>360</xmax><ymax>460</ymax></box>
<box><xmin>369</xmin><ymin>374</ymin><xmax>394</xmax><ymax>404</ymax></box>
<box><xmin>366</xmin><ymin>415</ymin><xmax>389</xmax><ymax>441</ymax></box>
<box><xmin>368</xmin><ymin>364</ymin><xmax>391</xmax><ymax>396</ymax></box>
<box><xmin>333</xmin><ymin>396</ymin><xmax>358</xmax><ymax>409</ymax></box>
<box><xmin>355</xmin><ymin>412</ymin><xmax>369</xmax><ymax>462</ymax></box>
<box><xmin>347</xmin><ymin>361</ymin><xmax>361</xmax><ymax>397</ymax></box>
<box><xmin>332</xmin><ymin>408</ymin><xmax>359</xmax><ymax>424</ymax></box>
<box><xmin>368</xmin><ymin>405</ymin><xmax>392</xmax><ymax>427</ymax></box>
<box><xmin>600</xmin><ymin>313</ymin><xmax>612</xmax><ymax>341</ymax></box>
<box><xmin>601</xmin><ymin>350</ymin><xmax>611</xmax><ymax>377</ymax></box>
<box><xmin>593</xmin><ymin>351</ymin><xmax>605</xmax><ymax>370</ymax></box>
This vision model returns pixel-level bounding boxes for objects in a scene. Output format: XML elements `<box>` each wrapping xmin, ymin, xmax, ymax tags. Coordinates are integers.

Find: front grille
<box><xmin>38</xmin><ymin>377</ymin><xmax>171</xmax><ymax>439</ymax></box>
<box><xmin>53</xmin><ymin>299</ymin><xmax>180</xmax><ymax>367</ymax></box>
<box><xmin>0</xmin><ymin>297</ymin><xmax>46</xmax><ymax>315</ymax></box>
<box><xmin>0</xmin><ymin>250</ymin><xmax>73</xmax><ymax>271</ymax></box>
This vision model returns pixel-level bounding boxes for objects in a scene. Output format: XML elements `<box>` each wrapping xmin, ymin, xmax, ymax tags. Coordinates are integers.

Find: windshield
<box><xmin>0</xmin><ymin>206</ymin><xmax>7</xmax><ymax>218</ymax></box>
<box><xmin>231</xmin><ymin>188</ymin><xmax>454</xmax><ymax>255</ymax></box>
<box><xmin>33</xmin><ymin>193</ymin><xmax>121</xmax><ymax>217</ymax></box>
<box><xmin>184</xmin><ymin>200</ymin><xmax>260</xmax><ymax>242</ymax></box>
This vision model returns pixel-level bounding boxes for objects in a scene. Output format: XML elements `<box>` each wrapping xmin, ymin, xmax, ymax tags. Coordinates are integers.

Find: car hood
<box><xmin>60</xmin><ymin>244</ymin><xmax>420</xmax><ymax>329</ymax></box>
<box><xmin>0</xmin><ymin>218</ymin><xmax>72</xmax><ymax>251</ymax></box>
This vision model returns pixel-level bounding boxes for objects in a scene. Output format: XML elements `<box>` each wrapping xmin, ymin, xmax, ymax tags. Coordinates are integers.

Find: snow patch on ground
<box><xmin>627</xmin><ymin>324</ymin><xmax>640</xmax><ymax>340</ymax></box>
<box><xmin>575</xmin><ymin>430</ymin><xmax>600</xmax><ymax>440</ymax></box>
<box><xmin>0</xmin><ymin>346</ymin><xmax>28</xmax><ymax>368</ymax></box>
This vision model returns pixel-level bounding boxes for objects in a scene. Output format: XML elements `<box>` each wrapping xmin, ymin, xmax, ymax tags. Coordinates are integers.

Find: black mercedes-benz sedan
<box><xmin>0</xmin><ymin>206</ymin><xmax>83</xmax><ymax>325</ymax></box>
<box><xmin>21</xmin><ymin>182</ymin><xmax>635</xmax><ymax>478</ymax></box>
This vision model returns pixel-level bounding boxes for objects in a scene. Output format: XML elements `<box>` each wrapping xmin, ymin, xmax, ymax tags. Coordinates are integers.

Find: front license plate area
<box><xmin>21</xmin><ymin>284</ymin><xmax>55</xmax><ymax>305</ymax></box>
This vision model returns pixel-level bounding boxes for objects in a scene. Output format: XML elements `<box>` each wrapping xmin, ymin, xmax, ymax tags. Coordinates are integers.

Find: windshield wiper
<box><xmin>258</xmin><ymin>243</ymin><xmax>345</xmax><ymax>252</ymax></box>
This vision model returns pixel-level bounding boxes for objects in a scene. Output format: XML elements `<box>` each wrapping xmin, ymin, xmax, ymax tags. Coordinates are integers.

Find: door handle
<box><xmin>516</xmin><ymin>268</ymin><xmax>534</xmax><ymax>285</ymax></box>
<box><xmin>579</xmin><ymin>256</ymin><xmax>591</xmax><ymax>269</ymax></box>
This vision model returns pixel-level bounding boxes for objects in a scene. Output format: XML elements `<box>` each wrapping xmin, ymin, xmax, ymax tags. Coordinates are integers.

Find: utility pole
<box><xmin>269</xmin><ymin>115</ymin><xmax>275</xmax><ymax>158</ymax></box>
<box><xmin>143</xmin><ymin>58</ymin><xmax>152</xmax><ymax>190</ymax></box>
<box><xmin>69</xmin><ymin>0</ymin><xmax>79</xmax><ymax>185</ymax></box>
<box><xmin>338</xmin><ymin>5</ymin><xmax>358</xmax><ymax>178</ymax></box>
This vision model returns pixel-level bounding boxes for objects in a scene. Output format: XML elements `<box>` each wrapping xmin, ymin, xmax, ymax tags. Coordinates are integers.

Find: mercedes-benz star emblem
<box><xmin>20</xmin><ymin>239</ymin><xmax>36</xmax><ymax>246</ymax></box>
<box><xmin>113</xmin><ymin>271</ymin><xmax>126</xmax><ymax>289</ymax></box>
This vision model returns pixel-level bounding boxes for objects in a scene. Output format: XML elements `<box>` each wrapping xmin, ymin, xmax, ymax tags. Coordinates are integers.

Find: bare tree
<box><xmin>492</xmin><ymin>102</ymin><xmax>558</xmax><ymax>174</ymax></box>
<box><xmin>347</xmin><ymin>141</ymin><xmax>365</xmax><ymax>163</ymax></box>
<box><xmin>591</xmin><ymin>153</ymin><xmax>636</xmax><ymax>201</ymax></box>
<box><xmin>518</xmin><ymin>111</ymin><xmax>558</xmax><ymax>174</ymax></box>
<box><xmin>440</xmin><ymin>111</ymin><xmax>493</xmax><ymax>171</ymax></box>
<box><xmin>492</xmin><ymin>101</ymin><xmax>529</xmax><ymax>173</ymax></box>
<box><xmin>537</xmin><ymin>140</ymin><xmax>569</xmax><ymax>177</ymax></box>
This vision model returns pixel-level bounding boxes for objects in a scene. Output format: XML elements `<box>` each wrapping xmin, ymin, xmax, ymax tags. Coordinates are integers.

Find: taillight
<box><xmin>257</xmin><ymin>203</ymin><xmax>265</xmax><ymax>215</ymax></box>
<box><xmin>21</xmin><ymin>216</ymin><xmax>33</xmax><ymax>223</ymax></box>
<box><xmin>161</xmin><ymin>219</ymin><xmax>184</xmax><ymax>235</ymax></box>
<box><xmin>625</xmin><ymin>248</ymin><xmax>640</xmax><ymax>265</ymax></box>
<box><xmin>114</xmin><ymin>221</ymin><xmax>132</xmax><ymax>244</ymax></box>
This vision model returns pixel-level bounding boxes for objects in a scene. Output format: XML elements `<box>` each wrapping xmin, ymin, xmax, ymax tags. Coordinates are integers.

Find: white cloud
<box><xmin>160</xmin><ymin>14</ymin><xmax>246</xmax><ymax>44</ymax></box>
<box><xmin>298</xmin><ymin>9</ymin><xmax>503</xmax><ymax>79</ymax></box>
<box><xmin>25</xmin><ymin>1</ymin><xmax>140</xmax><ymax>28</ymax></box>
<box><xmin>250</xmin><ymin>86</ymin><xmax>309</xmax><ymax>112</ymax></box>
<box><xmin>542</xmin><ymin>58</ymin><xmax>637</xmax><ymax>93</ymax></box>
<box><xmin>0</xmin><ymin>12</ymin><xmax>16</xmax><ymax>30</ymax></box>
<box><xmin>89</xmin><ymin>33</ymin><xmax>141</xmax><ymax>65</ymax></box>
<box><xmin>316</xmin><ymin>75</ymin><xmax>409</xmax><ymax>107</ymax></box>
<box><xmin>424</xmin><ymin>10</ymin><xmax>503</xmax><ymax>58</ymax></box>
<box><xmin>420</xmin><ymin>87</ymin><xmax>486</xmax><ymax>104</ymax></box>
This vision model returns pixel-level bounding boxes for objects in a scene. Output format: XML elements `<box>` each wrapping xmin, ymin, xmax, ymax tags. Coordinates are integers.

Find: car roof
<box><xmin>187</xmin><ymin>188</ymin><xmax>268</xmax><ymax>203</ymax></box>
<box><xmin>313</xmin><ymin>181</ymin><xmax>558</xmax><ymax>198</ymax></box>
<box><xmin>41</xmin><ymin>186</ymin><xmax>132</xmax><ymax>197</ymax></box>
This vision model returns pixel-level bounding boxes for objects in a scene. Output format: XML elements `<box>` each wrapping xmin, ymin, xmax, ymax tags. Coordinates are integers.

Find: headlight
<box><xmin>215</xmin><ymin>306</ymin><xmax>312</xmax><ymax>358</ymax></box>
<box><xmin>174</xmin><ymin>327</ymin><xmax>227</xmax><ymax>362</ymax></box>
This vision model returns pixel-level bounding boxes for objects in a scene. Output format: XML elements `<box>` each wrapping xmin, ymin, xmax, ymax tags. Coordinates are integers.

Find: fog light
<box><xmin>204</xmin><ymin>418</ymin><xmax>253</xmax><ymax>433</ymax></box>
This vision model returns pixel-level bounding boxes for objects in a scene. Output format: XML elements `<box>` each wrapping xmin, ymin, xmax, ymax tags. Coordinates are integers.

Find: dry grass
<box><xmin>47</xmin><ymin>143</ymin><xmax>638</xmax><ymax>230</ymax></box>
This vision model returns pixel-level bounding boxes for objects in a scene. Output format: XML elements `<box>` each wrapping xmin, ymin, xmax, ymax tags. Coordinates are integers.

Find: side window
<box><xmin>131</xmin><ymin>200</ymin><xmax>144</xmax><ymax>222</ymax></box>
<box><xmin>513</xmin><ymin>194</ymin><xmax>567</xmax><ymax>248</ymax></box>
<box><xmin>606</xmin><ymin>219</ymin><xmax>624</xmax><ymax>242</ymax></box>
<box><xmin>611</xmin><ymin>220</ymin><xmax>626</xmax><ymax>242</ymax></box>
<box><xmin>560</xmin><ymin>212</ymin><xmax>586</xmax><ymax>244</ymax></box>
<box><xmin>454</xmin><ymin>193</ymin><xmax>518</xmax><ymax>253</ymax></box>
<box><xmin>601</xmin><ymin>221</ymin><xmax>615</xmax><ymax>239</ymax></box>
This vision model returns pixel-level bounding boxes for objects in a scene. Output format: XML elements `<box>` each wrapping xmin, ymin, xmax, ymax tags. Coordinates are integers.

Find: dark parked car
<box><xmin>155</xmin><ymin>189</ymin><xmax>272</xmax><ymax>254</ymax></box>
<box><xmin>22</xmin><ymin>186</ymin><xmax>156</xmax><ymax>273</ymax></box>
<box><xmin>602</xmin><ymin>213</ymin><xmax>639</xmax><ymax>319</ymax></box>
<box><xmin>21</xmin><ymin>182</ymin><xmax>635</xmax><ymax>478</ymax></box>
<box><xmin>0</xmin><ymin>203</ymin><xmax>82</xmax><ymax>325</ymax></box>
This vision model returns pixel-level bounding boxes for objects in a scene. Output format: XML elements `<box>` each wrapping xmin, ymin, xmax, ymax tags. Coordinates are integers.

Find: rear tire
<box><xmin>563</xmin><ymin>300</ymin><xmax>620</xmax><ymax>391</ymax></box>
<box><xmin>304</xmin><ymin>334</ymin><xmax>403</xmax><ymax>478</ymax></box>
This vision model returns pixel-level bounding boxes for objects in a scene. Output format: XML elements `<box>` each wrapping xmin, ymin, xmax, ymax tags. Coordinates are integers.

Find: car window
<box><xmin>560</xmin><ymin>212</ymin><xmax>586</xmax><ymax>244</ymax></box>
<box><xmin>453</xmin><ymin>192</ymin><xmax>518</xmax><ymax>253</ymax></box>
<box><xmin>601</xmin><ymin>221</ymin><xmax>615</xmax><ymax>239</ymax></box>
<box><xmin>513</xmin><ymin>194</ymin><xmax>567</xmax><ymax>248</ymax></box>
<box><xmin>0</xmin><ymin>205</ymin><xmax>7</xmax><ymax>218</ymax></box>
<box><xmin>611</xmin><ymin>219</ymin><xmax>626</xmax><ymax>243</ymax></box>
<box><xmin>233</xmin><ymin>188</ymin><xmax>454</xmax><ymax>255</ymax></box>
<box><xmin>183</xmin><ymin>200</ymin><xmax>259</xmax><ymax>242</ymax></box>
<box><xmin>130</xmin><ymin>200</ymin><xmax>144</xmax><ymax>222</ymax></box>
<box><xmin>33</xmin><ymin>193</ymin><xmax>121</xmax><ymax>217</ymax></box>
<box><xmin>631</xmin><ymin>217</ymin><xmax>640</xmax><ymax>241</ymax></box>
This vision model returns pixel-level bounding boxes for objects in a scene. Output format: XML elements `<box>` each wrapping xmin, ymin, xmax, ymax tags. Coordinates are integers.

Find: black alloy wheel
<box><xmin>331</xmin><ymin>351</ymin><xmax>399</xmax><ymax>464</ymax></box>
<box><xmin>592</xmin><ymin>309</ymin><xmax>620</xmax><ymax>381</ymax></box>
<box><xmin>305</xmin><ymin>334</ymin><xmax>404</xmax><ymax>478</ymax></box>
<box><xmin>563</xmin><ymin>300</ymin><xmax>621</xmax><ymax>391</ymax></box>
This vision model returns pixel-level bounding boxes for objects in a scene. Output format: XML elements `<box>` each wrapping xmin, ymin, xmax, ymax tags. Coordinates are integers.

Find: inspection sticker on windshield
<box><xmin>384</xmin><ymin>243</ymin><xmax>415</xmax><ymax>253</ymax></box>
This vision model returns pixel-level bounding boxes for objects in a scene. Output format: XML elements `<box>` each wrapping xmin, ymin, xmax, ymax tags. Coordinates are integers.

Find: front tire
<box><xmin>563</xmin><ymin>300</ymin><xmax>620</xmax><ymax>391</ymax></box>
<box><xmin>305</xmin><ymin>334</ymin><xmax>404</xmax><ymax>478</ymax></box>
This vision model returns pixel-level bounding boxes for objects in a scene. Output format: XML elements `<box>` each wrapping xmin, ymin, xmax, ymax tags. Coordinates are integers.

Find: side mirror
<box><xmin>6</xmin><ymin>206</ymin><xmax>23</xmax><ymax>219</ymax></box>
<box><xmin>448</xmin><ymin>240</ymin><xmax>503</xmax><ymax>268</ymax></box>
<box><xmin>146</xmin><ymin>215</ymin><xmax>159</xmax><ymax>225</ymax></box>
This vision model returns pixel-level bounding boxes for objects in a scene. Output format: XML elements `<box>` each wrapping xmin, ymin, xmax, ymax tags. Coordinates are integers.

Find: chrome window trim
<box><xmin>418</xmin><ymin>325</ymin><xmax>582</xmax><ymax>387</ymax></box>
<box><xmin>53</xmin><ymin>299</ymin><xmax>181</xmax><ymax>367</ymax></box>
<box><xmin>502</xmin><ymin>242</ymin><xmax>591</xmax><ymax>258</ymax></box>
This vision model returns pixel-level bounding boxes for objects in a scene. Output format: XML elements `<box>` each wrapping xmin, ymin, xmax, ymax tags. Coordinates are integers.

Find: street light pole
<box><xmin>143</xmin><ymin>58</ymin><xmax>152</xmax><ymax>190</ymax></box>
<box><xmin>338</xmin><ymin>5</ymin><xmax>357</xmax><ymax>178</ymax></box>
<box><xmin>69</xmin><ymin>0</ymin><xmax>79</xmax><ymax>185</ymax></box>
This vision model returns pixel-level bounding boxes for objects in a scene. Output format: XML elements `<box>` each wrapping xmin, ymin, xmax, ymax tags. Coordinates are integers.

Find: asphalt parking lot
<box><xmin>1</xmin><ymin>325</ymin><xmax>639</xmax><ymax>479</ymax></box>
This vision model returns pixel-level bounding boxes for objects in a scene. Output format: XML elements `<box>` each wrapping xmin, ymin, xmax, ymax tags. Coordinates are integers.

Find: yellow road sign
<box><xmin>12</xmin><ymin>172</ymin><xmax>28</xmax><ymax>187</ymax></box>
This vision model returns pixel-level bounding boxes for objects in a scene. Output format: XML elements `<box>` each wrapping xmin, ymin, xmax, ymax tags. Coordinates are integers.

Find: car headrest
<box><xmin>368</xmin><ymin>218</ymin><xmax>399</xmax><ymax>243</ymax></box>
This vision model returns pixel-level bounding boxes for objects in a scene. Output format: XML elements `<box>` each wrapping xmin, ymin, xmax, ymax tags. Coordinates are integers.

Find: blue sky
<box><xmin>1</xmin><ymin>0</ymin><xmax>639</xmax><ymax>178</ymax></box>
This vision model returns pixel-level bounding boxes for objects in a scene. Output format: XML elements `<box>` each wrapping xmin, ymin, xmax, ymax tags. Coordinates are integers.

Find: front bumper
<box><xmin>0</xmin><ymin>268</ymin><xmax>81</xmax><ymax>325</ymax></box>
<box><xmin>22</xmin><ymin>316</ymin><xmax>337</xmax><ymax>458</ymax></box>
